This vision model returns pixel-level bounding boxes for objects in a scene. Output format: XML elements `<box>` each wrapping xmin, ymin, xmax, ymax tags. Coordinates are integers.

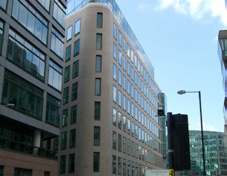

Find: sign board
<box><xmin>145</xmin><ymin>169</ymin><xmax>169</xmax><ymax>176</ymax></box>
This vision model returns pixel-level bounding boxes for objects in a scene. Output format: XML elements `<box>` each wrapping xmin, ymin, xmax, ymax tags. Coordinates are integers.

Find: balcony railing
<box><xmin>0</xmin><ymin>137</ymin><xmax>57</xmax><ymax>160</ymax></box>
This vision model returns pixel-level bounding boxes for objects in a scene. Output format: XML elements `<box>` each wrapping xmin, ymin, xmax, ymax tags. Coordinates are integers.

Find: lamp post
<box><xmin>177</xmin><ymin>90</ymin><xmax>206</xmax><ymax>176</ymax></box>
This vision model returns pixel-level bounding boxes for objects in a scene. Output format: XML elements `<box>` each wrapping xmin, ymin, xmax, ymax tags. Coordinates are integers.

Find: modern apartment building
<box><xmin>0</xmin><ymin>0</ymin><xmax>66</xmax><ymax>175</ymax></box>
<box><xmin>59</xmin><ymin>1</ymin><xmax>166</xmax><ymax>175</ymax></box>
<box><xmin>182</xmin><ymin>131</ymin><xmax>227</xmax><ymax>176</ymax></box>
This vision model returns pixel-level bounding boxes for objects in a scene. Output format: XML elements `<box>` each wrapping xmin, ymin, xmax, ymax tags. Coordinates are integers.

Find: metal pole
<box><xmin>199</xmin><ymin>91</ymin><xmax>206</xmax><ymax>176</ymax></box>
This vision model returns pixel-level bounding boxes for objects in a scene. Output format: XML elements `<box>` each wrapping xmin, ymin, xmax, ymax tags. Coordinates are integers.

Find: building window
<box><xmin>127</xmin><ymin>140</ymin><xmax>131</xmax><ymax>155</ymax></box>
<box><xmin>112</xmin><ymin>155</ymin><xmax>117</xmax><ymax>174</ymax></box>
<box><xmin>14</xmin><ymin>168</ymin><xmax>32</xmax><ymax>176</ymax></box>
<box><xmin>131</xmin><ymin>50</ymin><xmax>134</xmax><ymax>63</ymax></box>
<box><xmin>94</xmin><ymin>127</ymin><xmax>100</xmax><ymax>146</ymax></box>
<box><xmin>48</xmin><ymin>60</ymin><xmax>62</xmax><ymax>91</ymax></box>
<box><xmin>128</xmin><ymin>161</ymin><xmax>131</xmax><ymax>176</ymax></box>
<box><xmin>96</xmin><ymin>55</ymin><xmax>102</xmax><ymax>72</ymax></box>
<box><xmin>93</xmin><ymin>152</ymin><xmax>100</xmax><ymax>172</ymax></box>
<box><xmin>74</xmin><ymin>39</ymin><xmax>80</xmax><ymax>56</ymax></box>
<box><xmin>51</xmin><ymin>27</ymin><xmax>64</xmax><ymax>58</ymax></box>
<box><xmin>113</xmin><ymin>85</ymin><xmax>117</xmax><ymax>103</ymax></box>
<box><xmin>118</xmin><ymin>90</ymin><xmax>122</xmax><ymax>107</ymax></box>
<box><xmin>97</xmin><ymin>13</ymin><xmax>103</xmax><ymax>28</ymax></box>
<box><xmin>127</xmin><ymin>80</ymin><xmax>130</xmax><ymax>95</ymax></box>
<box><xmin>127</xmin><ymin>44</ymin><xmax>130</xmax><ymax>58</ymax></box>
<box><xmin>118</xmin><ymin>157</ymin><xmax>122</xmax><ymax>175</ymax></box>
<box><xmin>118</xmin><ymin>134</ymin><xmax>122</xmax><ymax>152</ymax></box>
<box><xmin>12</xmin><ymin>0</ymin><xmax>48</xmax><ymax>44</ymax></box>
<box><xmin>67</xmin><ymin>26</ymin><xmax>72</xmax><ymax>42</ymax></box>
<box><xmin>61</xmin><ymin>131</ymin><xmax>67</xmax><ymax>150</ymax></box>
<box><xmin>112</xmin><ymin>131</ymin><xmax>117</xmax><ymax>150</ymax></box>
<box><xmin>70</xmin><ymin>129</ymin><xmax>76</xmax><ymax>148</ymax></box>
<box><xmin>127</xmin><ymin>62</ymin><xmax>130</xmax><ymax>76</ymax></box>
<box><xmin>72</xmin><ymin>60</ymin><xmax>79</xmax><ymax>78</ymax></box>
<box><xmin>95</xmin><ymin>78</ymin><xmax>101</xmax><ymax>96</ymax></box>
<box><xmin>62</xmin><ymin>109</ymin><xmax>68</xmax><ymax>127</ymax></box>
<box><xmin>123</xmin><ymin>37</ymin><xmax>126</xmax><ymax>52</ymax></box>
<box><xmin>53</xmin><ymin>137</ymin><xmax>58</xmax><ymax>152</ymax></box>
<box><xmin>71</xmin><ymin>82</ymin><xmax>78</xmax><ymax>101</ymax></box>
<box><xmin>113</xmin><ymin>23</ymin><xmax>117</xmax><ymax>40</ymax></box>
<box><xmin>64</xmin><ymin>66</ymin><xmax>70</xmax><ymax>83</ymax></box>
<box><xmin>68</xmin><ymin>154</ymin><xmax>75</xmax><ymax>173</ymax></box>
<box><xmin>65</xmin><ymin>45</ymin><xmax>71</xmax><ymax>62</ymax></box>
<box><xmin>118</xmin><ymin>112</ymin><xmax>122</xmax><ymax>129</ymax></box>
<box><xmin>118</xmin><ymin>50</ymin><xmax>122</xmax><ymax>66</ymax></box>
<box><xmin>113</xmin><ymin>64</ymin><xmax>117</xmax><ymax>81</ymax></box>
<box><xmin>123</xmin><ymin>159</ymin><xmax>126</xmax><ymax>176</ymax></box>
<box><xmin>44</xmin><ymin>171</ymin><xmax>50</xmax><ymax>176</ymax></box>
<box><xmin>71</xmin><ymin>105</ymin><xmax>77</xmax><ymax>124</ymax></box>
<box><xmin>0</xmin><ymin>0</ymin><xmax>7</xmax><ymax>9</ymax></box>
<box><xmin>60</xmin><ymin>155</ymin><xmax>66</xmax><ymax>174</ymax></box>
<box><xmin>94</xmin><ymin>102</ymin><xmax>101</xmax><ymax>120</ymax></box>
<box><xmin>96</xmin><ymin>33</ymin><xmax>102</xmax><ymax>50</ymax></box>
<box><xmin>123</xmin><ymin>56</ymin><xmax>126</xmax><ymax>71</ymax></box>
<box><xmin>118</xmin><ymin>70</ymin><xmax>122</xmax><ymax>86</ymax></box>
<box><xmin>63</xmin><ymin>87</ymin><xmax>69</xmax><ymax>104</ymax></box>
<box><xmin>127</xmin><ymin>119</ymin><xmax>131</xmax><ymax>135</ymax></box>
<box><xmin>123</xmin><ymin>95</ymin><xmax>126</xmax><ymax>111</ymax></box>
<box><xmin>113</xmin><ymin>43</ymin><xmax>117</xmax><ymax>60</ymax></box>
<box><xmin>2</xmin><ymin>70</ymin><xmax>43</xmax><ymax>119</ymax></box>
<box><xmin>113</xmin><ymin>108</ymin><xmax>117</xmax><ymax>126</ymax></box>
<box><xmin>123</xmin><ymin>116</ymin><xmax>126</xmax><ymax>132</ymax></box>
<box><xmin>37</xmin><ymin>0</ymin><xmax>50</xmax><ymax>11</ymax></box>
<box><xmin>118</xmin><ymin>31</ymin><xmax>122</xmax><ymax>46</ymax></box>
<box><xmin>46</xmin><ymin>94</ymin><xmax>60</xmax><ymax>126</ymax></box>
<box><xmin>123</xmin><ymin>75</ymin><xmax>126</xmax><ymax>90</ymax></box>
<box><xmin>7</xmin><ymin>29</ymin><xmax>45</xmax><ymax>81</ymax></box>
<box><xmin>53</xmin><ymin>0</ymin><xmax>65</xmax><ymax>27</ymax></box>
<box><xmin>75</xmin><ymin>19</ymin><xmax>81</xmax><ymax>36</ymax></box>
<box><xmin>0</xmin><ymin>21</ymin><xmax>3</xmax><ymax>54</ymax></box>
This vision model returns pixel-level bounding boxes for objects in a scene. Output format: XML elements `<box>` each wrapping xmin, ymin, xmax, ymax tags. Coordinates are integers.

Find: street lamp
<box><xmin>177</xmin><ymin>90</ymin><xmax>206</xmax><ymax>176</ymax></box>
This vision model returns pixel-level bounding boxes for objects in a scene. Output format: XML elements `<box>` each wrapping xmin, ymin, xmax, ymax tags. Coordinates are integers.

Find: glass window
<box><xmin>123</xmin><ymin>95</ymin><xmax>126</xmax><ymax>111</ymax></box>
<box><xmin>118</xmin><ymin>31</ymin><xmax>122</xmax><ymax>46</ymax></box>
<box><xmin>67</xmin><ymin>26</ymin><xmax>72</xmax><ymax>42</ymax></box>
<box><xmin>14</xmin><ymin>168</ymin><xmax>32</xmax><ymax>176</ymax></box>
<box><xmin>96</xmin><ymin>33</ymin><xmax>102</xmax><ymax>50</ymax></box>
<box><xmin>118</xmin><ymin>50</ymin><xmax>122</xmax><ymax>66</ymax></box>
<box><xmin>131</xmin><ymin>67</ymin><xmax>134</xmax><ymax>80</ymax></box>
<box><xmin>113</xmin><ymin>64</ymin><xmax>117</xmax><ymax>81</ymax></box>
<box><xmin>62</xmin><ymin>109</ymin><xmax>68</xmax><ymax>127</ymax></box>
<box><xmin>75</xmin><ymin>19</ymin><xmax>81</xmax><ymax>36</ymax></box>
<box><xmin>7</xmin><ymin>29</ymin><xmax>46</xmax><ymax>81</ymax></box>
<box><xmin>113</xmin><ymin>85</ymin><xmax>117</xmax><ymax>102</ymax></box>
<box><xmin>118</xmin><ymin>70</ymin><xmax>122</xmax><ymax>86</ymax></box>
<box><xmin>0</xmin><ymin>0</ymin><xmax>7</xmax><ymax>10</ymax></box>
<box><xmin>60</xmin><ymin>155</ymin><xmax>66</xmax><ymax>174</ymax></box>
<box><xmin>72</xmin><ymin>60</ymin><xmax>79</xmax><ymax>78</ymax></box>
<box><xmin>127</xmin><ymin>61</ymin><xmax>130</xmax><ymax>76</ymax></box>
<box><xmin>112</xmin><ymin>155</ymin><xmax>117</xmax><ymax>174</ymax></box>
<box><xmin>94</xmin><ymin>102</ymin><xmax>101</xmax><ymax>120</ymax></box>
<box><xmin>71</xmin><ymin>82</ymin><xmax>78</xmax><ymax>101</ymax></box>
<box><xmin>74</xmin><ymin>39</ymin><xmax>80</xmax><ymax>56</ymax></box>
<box><xmin>65</xmin><ymin>45</ymin><xmax>71</xmax><ymax>62</ymax></box>
<box><xmin>51</xmin><ymin>27</ymin><xmax>64</xmax><ymax>58</ymax></box>
<box><xmin>53</xmin><ymin>1</ymin><xmax>65</xmax><ymax>27</ymax></box>
<box><xmin>118</xmin><ymin>112</ymin><xmax>122</xmax><ymax>129</ymax></box>
<box><xmin>63</xmin><ymin>87</ymin><xmax>69</xmax><ymax>104</ymax></box>
<box><xmin>61</xmin><ymin>131</ymin><xmax>67</xmax><ymax>150</ymax></box>
<box><xmin>113</xmin><ymin>43</ymin><xmax>117</xmax><ymax>60</ymax></box>
<box><xmin>123</xmin><ymin>37</ymin><xmax>126</xmax><ymax>52</ymax></box>
<box><xmin>127</xmin><ymin>139</ymin><xmax>131</xmax><ymax>155</ymax></box>
<box><xmin>135</xmin><ymin>72</ymin><xmax>137</xmax><ymax>85</ymax></box>
<box><xmin>127</xmin><ymin>44</ymin><xmax>130</xmax><ymax>58</ymax></box>
<box><xmin>123</xmin><ymin>116</ymin><xmax>126</xmax><ymax>132</ymax></box>
<box><xmin>127</xmin><ymin>99</ymin><xmax>130</xmax><ymax>114</ymax></box>
<box><xmin>2</xmin><ymin>70</ymin><xmax>43</xmax><ymax>119</ymax></box>
<box><xmin>128</xmin><ymin>161</ymin><xmax>131</xmax><ymax>176</ymax></box>
<box><xmin>70</xmin><ymin>129</ymin><xmax>76</xmax><ymax>148</ymax></box>
<box><xmin>95</xmin><ymin>78</ymin><xmax>101</xmax><ymax>96</ymax></box>
<box><xmin>113</xmin><ymin>23</ymin><xmax>117</xmax><ymax>40</ymax></box>
<box><xmin>0</xmin><ymin>21</ymin><xmax>4</xmax><ymax>54</ymax></box>
<box><xmin>123</xmin><ymin>159</ymin><xmax>126</xmax><ymax>175</ymax></box>
<box><xmin>53</xmin><ymin>137</ymin><xmax>58</xmax><ymax>152</ymax></box>
<box><xmin>96</xmin><ymin>55</ymin><xmax>102</xmax><ymax>72</ymax></box>
<box><xmin>131</xmin><ymin>50</ymin><xmax>134</xmax><ymax>63</ymax></box>
<box><xmin>37</xmin><ymin>0</ymin><xmax>50</xmax><ymax>11</ymax></box>
<box><xmin>131</xmin><ymin>103</ymin><xmax>134</xmax><ymax>117</ymax></box>
<box><xmin>127</xmin><ymin>80</ymin><xmax>130</xmax><ymax>95</ymax></box>
<box><xmin>135</xmin><ymin>89</ymin><xmax>137</xmax><ymax>102</ymax></box>
<box><xmin>131</xmin><ymin>85</ymin><xmax>134</xmax><ymax>99</ymax></box>
<box><xmin>123</xmin><ymin>75</ymin><xmax>126</xmax><ymax>90</ymax></box>
<box><xmin>64</xmin><ymin>66</ymin><xmax>70</xmax><ymax>83</ymax></box>
<box><xmin>71</xmin><ymin>105</ymin><xmax>77</xmax><ymax>124</ymax></box>
<box><xmin>48</xmin><ymin>60</ymin><xmax>62</xmax><ymax>91</ymax></box>
<box><xmin>93</xmin><ymin>152</ymin><xmax>100</xmax><ymax>172</ymax></box>
<box><xmin>97</xmin><ymin>13</ymin><xmax>103</xmax><ymax>28</ymax></box>
<box><xmin>94</xmin><ymin>127</ymin><xmax>100</xmax><ymax>146</ymax></box>
<box><xmin>112</xmin><ymin>131</ymin><xmax>117</xmax><ymax>150</ymax></box>
<box><xmin>123</xmin><ymin>56</ymin><xmax>126</xmax><ymax>71</ymax></box>
<box><xmin>118</xmin><ymin>134</ymin><xmax>122</xmax><ymax>152</ymax></box>
<box><xmin>118</xmin><ymin>90</ymin><xmax>122</xmax><ymax>107</ymax></box>
<box><xmin>68</xmin><ymin>153</ymin><xmax>75</xmax><ymax>173</ymax></box>
<box><xmin>113</xmin><ymin>108</ymin><xmax>117</xmax><ymax>126</ymax></box>
<box><xmin>46</xmin><ymin>94</ymin><xmax>60</xmax><ymax>126</ymax></box>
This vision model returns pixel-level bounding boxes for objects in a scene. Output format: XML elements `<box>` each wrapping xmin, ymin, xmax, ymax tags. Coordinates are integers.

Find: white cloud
<box><xmin>196</xmin><ymin>122</ymin><xmax>216</xmax><ymax>131</ymax></box>
<box><xmin>155</xmin><ymin>0</ymin><xmax>227</xmax><ymax>26</ymax></box>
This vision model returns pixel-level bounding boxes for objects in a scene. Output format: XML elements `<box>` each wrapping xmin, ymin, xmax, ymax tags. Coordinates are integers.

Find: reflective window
<box><xmin>123</xmin><ymin>95</ymin><xmax>126</xmax><ymax>111</ymax></box>
<box><xmin>131</xmin><ymin>85</ymin><xmax>134</xmax><ymax>99</ymax></box>
<box><xmin>65</xmin><ymin>45</ymin><xmax>71</xmax><ymax>62</ymax></box>
<box><xmin>53</xmin><ymin>0</ymin><xmax>65</xmax><ymax>27</ymax></box>
<box><xmin>135</xmin><ymin>72</ymin><xmax>137</xmax><ymax>85</ymax></box>
<box><xmin>118</xmin><ymin>50</ymin><xmax>122</xmax><ymax>66</ymax></box>
<box><xmin>127</xmin><ymin>80</ymin><xmax>130</xmax><ymax>95</ymax></box>
<box><xmin>72</xmin><ymin>60</ymin><xmax>79</xmax><ymax>78</ymax></box>
<box><xmin>97</xmin><ymin>13</ymin><xmax>103</xmax><ymax>28</ymax></box>
<box><xmin>0</xmin><ymin>21</ymin><xmax>3</xmax><ymax>54</ymax></box>
<box><xmin>118</xmin><ymin>30</ymin><xmax>122</xmax><ymax>46</ymax></box>
<box><xmin>62</xmin><ymin>109</ymin><xmax>68</xmax><ymax>127</ymax></box>
<box><xmin>123</xmin><ymin>116</ymin><xmax>126</xmax><ymax>132</ymax></box>
<box><xmin>71</xmin><ymin>105</ymin><xmax>77</xmax><ymax>124</ymax></box>
<box><xmin>7</xmin><ymin>29</ymin><xmax>45</xmax><ymax>81</ymax></box>
<box><xmin>127</xmin><ymin>99</ymin><xmax>130</xmax><ymax>114</ymax></box>
<box><xmin>118</xmin><ymin>112</ymin><xmax>122</xmax><ymax>129</ymax></box>
<box><xmin>123</xmin><ymin>37</ymin><xmax>126</xmax><ymax>52</ymax></box>
<box><xmin>123</xmin><ymin>56</ymin><xmax>126</xmax><ymax>71</ymax></box>
<box><xmin>37</xmin><ymin>0</ymin><xmax>50</xmax><ymax>11</ymax></box>
<box><xmin>46</xmin><ymin>94</ymin><xmax>60</xmax><ymax>126</ymax></box>
<box><xmin>118</xmin><ymin>70</ymin><xmax>122</xmax><ymax>86</ymax></box>
<box><xmin>61</xmin><ymin>131</ymin><xmax>67</xmax><ymax>150</ymax></box>
<box><xmin>127</xmin><ymin>44</ymin><xmax>130</xmax><ymax>57</ymax></box>
<box><xmin>2</xmin><ymin>70</ymin><xmax>43</xmax><ymax>119</ymax></box>
<box><xmin>94</xmin><ymin>127</ymin><xmax>100</xmax><ymax>146</ymax></box>
<box><xmin>15</xmin><ymin>168</ymin><xmax>32</xmax><ymax>176</ymax></box>
<box><xmin>0</xmin><ymin>0</ymin><xmax>7</xmax><ymax>9</ymax></box>
<box><xmin>68</xmin><ymin>153</ymin><xmax>75</xmax><ymax>173</ymax></box>
<box><xmin>71</xmin><ymin>82</ymin><xmax>78</xmax><ymax>101</ymax></box>
<box><xmin>93</xmin><ymin>152</ymin><xmax>100</xmax><ymax>172</ymax></box>
<box><xmin>127</xmin><ymin>61</ymin><xmax>130</xmax><ymax>76</ymax></box>
<box><xmin>69</xmin><ymin>129</ymin><xmax>76</xmax><ymax>148</ymax></box>
<box><xmin>123</xmin><ymin>75</ymin><xmax>126</xmax><ymax>90</ymax></box>
<box><xmin>118</xmin><ymin>134</ymin><xmax>122</xmax><ymax>152</ymax></box>
<box><xmin>131</xmin><ymin>103</ymin><xmax>134</xmax><ymax>117</ymax></box>
<box><xmin>113</xmin><ymin>43</ymin><xmax>117</xmax><ymax>60</ymax></box>
<box><xmin>131</xmin><ymin>50</ymin><xmax>134</xmax><ymax>63</ymax></box>
<box><xmin>131</xmin><ymin>67</ymin><xmax>134</xmax><ymax>80</ymax></box>
<box><xmin>96</xmin><ymin>33</ymin><xmax>102</xmax><ymax>50</ymax></box>
<box><xmin>60</xmin><ymin>155</ymin><xmax>66</xmax><ymax>174</ymax></box>
<box><xmin>118</xmin><ymin>157</ymin><xmax>122</xmax><ymax>175</ymax></box>
<box><xmin>74</xmin><ymin>39</ymin><xmax>80</xmax><ymax>56</ymax></box>
<box><xmin>75</xmin><ymin>19</ymin><xmax>81</xmax><ymax>36</ymax></box>
<box><xmin>64</xmin><ymin>66</ymin><xmax>70</xmax><ymax>83</ymax></box>
<box><xmin>113</xmin><ymin>108</ymin><xmax>117</xmax><ymax>126</ymax></box>
<box><xmin>113</xmin><ymin>23</ymin><xmax>117</xmax><ymax>40</ymax></box>
<box><xmin>113</xmin><ymin>64</ymin><xmax>117</xmax><ymax>81</ymax></box>
<box><xmin>112</xmin><ymin>131</ymin><xmax>117</xmax><ymax>150</ymax></box>
<box><xmin>48</xmin><ymin>60</ymin><xmax>62</xmax><ymax>91</ymax></box>
<box><xmin>96</xmin><ymin>55</ymin><xmax>102</xmax><ymax>72</ymax></box>
<box><xmin>63</xmin><ymin>87</ymin><xmax>69</xmax><ymax>104</ymax></box>
<box><xmin>67</xmin><ymin>26</ymin><xmax>72</xmax><ymax>42</ymax></box>
<box><xmin>95</xmin><ymin>78</ymin><xmax>101</xmax><ymax>96</ymax></box>
<box><xmin>12</xmin><ymin>0</ymin><xmax>48</xmax><ymax>44</ymax></box>
<box><xmin>51</xmin><ymin>27</ymin><xmax>64</xmax><ymax>58</ymax></box>
<box><xmin>94</xmin><ymin>102</ymin><xmax>101</xmax><ymax>120</ymax></box>
<box><xmin>113</xmin><ymin>85</ymin><xmax>117</xmax><ymax>102</ymax></box>
<box><xmin>118</xmin><ymin>90</ymin><xmax>122</xmax><ymax>107</ymax></box>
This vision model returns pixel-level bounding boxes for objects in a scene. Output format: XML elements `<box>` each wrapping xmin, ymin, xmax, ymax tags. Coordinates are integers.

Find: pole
<box><xmin>199</xmin><ymin>91</ymin><xmax>206</xmax><ymax>176</ymax></box>
<box><xmin>167</xmin><ymin>112</ymin><xmax>174</xmax><ymax>175</ymax></box>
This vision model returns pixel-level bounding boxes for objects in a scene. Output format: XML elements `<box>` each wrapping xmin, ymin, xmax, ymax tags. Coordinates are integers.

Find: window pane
<box><xmin>46</xmin><ymin>94</ymin><xmax>60</xmax><ymax>126</ymax></box>
<box><xmin>68</xmin><ymin>154</ymin><xmax>75</xmax><ymax>173</ymax></box>
<box><xmin>113</xmin><ymin>24</ymin><xmax>117</xmax><ymax>40</ymax></box>
<box><xmin>96</xmin><ymin>55</ymin><xmax>102</xmax><ymax>72</ymax></box>
<box><xmin>113</xmin><ymin>85</ymin><xmax>117</xmax><ymax>102</ymax></box>
<box><xmin>75</xmin><ymin>19</ymin><xmax>81</xmax><ymax>36</ymax></box>
<box><xmin>62</xmin><ymin>109</ymin><xmax>68</xmax><ymax>127</ymax></box>
<box><xmin>14</xmin><ymin>168</ymin><xmax>32</xmax><ymax>176</ymax></box>
<box><xmin>97</xmin><ymin>13</ymin><xmax>103</xmax><ymax>28</ymax></box>
<box><xmin>74</xmin><ymin>39</ymin><xmax>80</xmax><ymax>56</ymax></box>
<box><xmin>70</xmin><ymin>129</ymin><xmax>76</xmax><ymax>148</ymax></box>
<box><xmin>112</xmin><ymin>131</ymin><xmax>116</xmax><ymax>150</ymax></box>
<box><xmin>95</xmin><ymin>78</ymin><xmax>101</xmax><ymax>96</ymax></box>
<box><xmin>72</xmin><ymin>60</ymin><xmax>79</xmax><ymax>78</ymax></box>
<box><xmin>94</xmin><ymin>102</ymin><xmax>101</xmax><ymax>120</ymax></box>
<box><xmin>63</xmin><ymin>87</ymin><xmax>69</xmax><ymax>104</ymax></box>
<box><xmin>71</xmin><ymin>82</ymin><xmax>78</xmax><ymax>101</ymax></box>
<box><xmin>67</xmin><ymin>26</ymin><xmax>72</xmax><ymax>41</ymax></box>
<box><xmin>112</xmin><ymin>155</ymin><xmax>116</xmax><ymax>174</ymax></box>
<box><xmin>65</xmin><ymin>45</ymin><xmax>71</xmax><ymax>62</ymax></box>
<box><xmin>94</xmin><ymin>127</ymin><xmax>100</xmax><ymax>146</ymax></box>
<box><xmin>71</xmin><ymin>105</ymin><xmax>77</xmax><ymax>124</ymax></box>
<box><xmin>60</xmin><ymin>155</ymin><xmax>66</xmax><ymax>174</ymax></box>
<box><xmin>61</xmin><ymin>132</ymin><xmax>67</xmax><ymax>150</ymax></box>
<box><xmin>96</xmin><ymin>33</ymin><xmax>102</xmax><ymax>50</ymax></box>
<box><xmin>93</xmin><ymin>152</ymin><xmax>100</xmax><ymax>172</ymax></box>
<box><xmin>64</xmin><ymin>66</ymin><xmax>70</xmax><ymax>83</ymax></box>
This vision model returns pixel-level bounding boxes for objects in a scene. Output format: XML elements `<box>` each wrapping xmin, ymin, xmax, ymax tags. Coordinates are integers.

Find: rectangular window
<box><xmin>37</xmin><ymin>0</ymin><xmax>50</xmax><ymax>11</ymax></box>
<box><xmin>118</xmin><ymin>70</ymin><xmax>122</xmax><ymax>86</ymax></box>
<box><xmin>72</xmin><ymin>60</ymin><xmax>79</xmax><ymax>78</ymax></box>
<box><xmin>113</xmin><ymin>108</ymin><xmax>117</xmax><ymax>126</ymax></box>
<box><xmin>96</xmin><ymin>33</ymin><xmax>102</xmax><ymax>50</ymax></box>
<box><xmin>118</xmin><ymin>112</ymin><xmax>122</xmax><ymax>129</ymax></box>
<box><xmin>60</xmin><ymin>155</ymin><xmax>66</xmax><ymax>174</ymax></box>
<box><xmin>48</xmin><ymin>60</ymin><xmax>62</xmax><ymax>91</ymax></box>
<box><xmin>123</xmin><ymin>95</ymin><xmax>126</xmax><ymax>111</ymax></box>
<box><xmin>123</xmin><ymin>75</ymin><xmax>126</xmax><ymax>90</ymax></box>
<box><xmin>70</xmin><ymin>129</ymin><xmax>76</xmax><ymax>148</ymax></box>
<box><xmin>131</xmin><ymin>67</ymin><xmax>134</xmax><ymax>80</ymax></box>
<box><xmin>93</xmin><ymin>152</ymin><xmax>100</xmax><ymax>172</ymax></box>
<box><xmin>0</xmin><ymin>0</ymin><xmax>7</xmax><ymax>10</ymax></box>
<box><xmin>14</xmin><ymin>168</ymin><xmax>32</xmax><ymax>176</ymax></box>
<box><xmin>75</xmin><ymin>19</ymin><xmax>81</xmax><ymax>36</ymax></box>
<box><xmin>113</xmin><ymin>85</ymin><xmax>117</xmax><ymax>102</ymax></box>
<box><xmin>94</xmin><ymin>127</ymin><xmax>100</xmax><ymax>146</ymax></box>
<box><xmin>113</xmin><ymin>155</ymin><xmax>117</xmax><ymax>174</ymax></box>
<box><xmin>95</xmin><ymin>78</ymin><xmax>101</xmax><ymax>96</ymax></box>
<box><xmin>118</xmin><ymin>157</ymin><xmax>122</xmax><ymax>175</ymax></box>
<box><xmin>131</xmin><ymin>85</ymin><xmax>134</xmax><ymax>99</ymax></box>
<box><xmin>0</xmin><ymin>21</ymin><xmax>3</xmax><ymax>54</ymax></box>
<box><xmin>53</xmin><ymin>1</ymin><xmax>65</xmax><ymax>27</ymax></box>
<box><xmin>64</xmin><ymin>66</ymin><xmax>70</xmax><ymax>83</ymax></box>
<box><xmin>63</xmin><ymin>87</ymin><xmax>69</xmax><ymax>104</ymax></box>
<box><xmin>127</xmin><ymin>119</ymin><xmax>130</xmax><ymax>135</ymax></box>
<box><xmin>123</xmin><ymin>37</ymin><xmax>126</xmax><ymax>52</ymax></box>
<box><xmin>127</xmin><ymin>99</ymin><xmax>130</xmax><ymax>114</ymax></box>
<box><xmin>123</xmin><ymin>56</ymin><xmax>126</xmax><ymax>71</ymax></box>
<box><xmin>118</xmin><ymin>50</ymin><xmax>122</xmax><ymax>66</ymax></box>
<box><xmin>123</xmin><ymin>116</ymin><xmax>126</xmax><ymax>132</ymax></box>
<box><xmin>118</xmin><ymin>31</ymin><xmax>122</xmax><ymax>46</ymax></box>
<box><xmin>46</xmin><ymin>94</ymin><xmax>60</xmax><ymax>126</ymax></box>
<box><xmin>71</xmin><ymin>105</ymin><xmax>77</xmax><ymax>124</ymax></box>
<box><xmin>44</xmin><ymin>171</ymin><xmax>50</xmax><ymax>176</ymax></box>
<box><xmin>62</xmin><ymin>109</ymin><xmax>68</xmax><ymax>127</ymax></box>
<box><xmin>97</xmin><ymin>13</ymin><xmax>103</xmax><ymax>28</ymax></box>
<box><xmin>123</xmin><ymin>137</ymin><xmax>126</xmax><ymax>154</ymax></box>
<box><xmin>127</xmin><ymin>62</ymin><xmax>130</xmax><ymax>76</ymax></box>
<box><xmin>118</xmin><ymin>134</ymin><xmax>122</xmax><ymax>152</ymax></box>
<box><xmin>113</xmin><ymin>43</ymin><xmax>117</xmax><ymax>60</ymax></box>
<box><xmin>131</xmin><ymin>50</ymin><xmax>134</xmax><ymax>63</ymax></box>
<box><xmin>123</xmin><ymin>159</ymin><xmax>126</xmax><ymax>176</ymax></box>
<box><xmin>65</xmin><ymin>45</ymin><xmax>71</xmax><ymax>62</ymax></box>
<box><xmin>118</xmin><ymin>90</ymin><xmax>122</xmax><ymax>107</ymax></box>
<box><xmin>71</xmin><ymin>82</ymin><xmax>78</xmax><ymax>101</ymax></box>
<box><xmin>53</xmin><ymin>137</ymin><xmax>58</xmax><ymax>151</ymax></box>
<box><xmin>68</xmin><ymin>154</ymin><xmax>75</xmax><ymax>173</ymax></box>
<box><xmin>127</xmin><ymin>139</ymin><xmax>131</xmax><ymax>155</ymax></box>
<box><xmin>67</xmin><ymin>26</ymin><xmax>72</xmax><ymax>42</ymax></box>
<box><xmin>74</xmin><ymin>39</ymin><xmax>80</xmax><ymax>56</ymax></box>
<box><xmin>112</xmin><ymin>131</ymin><xmax>117</xmax><ymax>150</ymax></box>
<box><xmin>127</xmin><ymin>80</ymin><xmax>130</xmax><ymax>95</ymax></box>
<box><xmin>113</xmin><ymin>64</ymin><xmax>117</xmax><ymax>80</ymax></box>
<box><xmin>128</xmin><ymin>161</ymin><xmax>131</xmax><ymax>176</ymax></box>
<box><xmin>94</xmin><ymin>102</ymin><xmax>101</xmax><ymax>120</ymax></box>
<box><xmin>96</xmin><ymin>55</ymin><xmax>102</xmax><ymax>72</ymax></box>
<box><xmin>127</xmin><ymin>44</ymin><xmax>130</xmax><ymax>58</ymax></box>
<box><xmin>51</xmin><ymin>27</ymin><xmax>64</xmax><ymax>58</ymax></box>
<box><xmin>113</xmin><ymin>23</ymin><xmax>117</xmax><ymax>39</ymax></box>
<box><xmin>61</xmin><ymin>131</ymin><xmax>67</xmax><ymax>150</ymax></box>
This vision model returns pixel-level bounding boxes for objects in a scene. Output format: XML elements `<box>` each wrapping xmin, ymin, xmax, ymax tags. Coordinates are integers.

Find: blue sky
<box><xmin>115</xmin><ymin>0</ymin><xmax>226</xmax><ymax>132</ymax></box>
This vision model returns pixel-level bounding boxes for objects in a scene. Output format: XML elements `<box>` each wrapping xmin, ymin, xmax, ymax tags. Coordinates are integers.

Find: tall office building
<box><xmin>0</xmin><ymin>0</ymin><xmax>66</xmax><ymax>175</ymax></box>
<box><xmin>59</xmin><ymin>0</ymin><xmax>166</xmax><ymax>175</ymax></box>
